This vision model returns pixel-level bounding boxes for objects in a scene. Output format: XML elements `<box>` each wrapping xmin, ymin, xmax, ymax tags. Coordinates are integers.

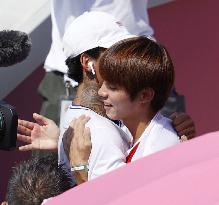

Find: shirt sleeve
<box><xmin>88</xmin><ymin>126</ymin><xmax>128</xmax><ymax>180</ymax></box>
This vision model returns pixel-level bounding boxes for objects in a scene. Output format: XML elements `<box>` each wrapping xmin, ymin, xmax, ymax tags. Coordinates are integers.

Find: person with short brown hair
<box><xmin>97</xmin><ymin>36</ymin><xmax>180</xmax><ymax>161</ymax></box>
<box><xmin>98</xmin><ymin>36</ymin><xmax>174</xmax><ymax>114</ymax></box>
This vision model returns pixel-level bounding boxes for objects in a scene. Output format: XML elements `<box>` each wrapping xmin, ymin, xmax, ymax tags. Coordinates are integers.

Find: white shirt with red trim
<box><xmin>122</xmin><ymin>112</ymin><xmax>180</xmax><ymax>162</ymax></box>
<box><xmin>59</xmin><ymin>104</ymin><xmax>131</xmax><ymax>180</ymax></box>
<box><xmin>59</xmin><ymin>108</ymin><xmax>179</xmax><ymax>180</ymax></box>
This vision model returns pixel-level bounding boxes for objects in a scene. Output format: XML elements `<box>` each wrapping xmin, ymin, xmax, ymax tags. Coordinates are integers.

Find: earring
<box><xmin>88</xmin><ymin>61</ymin><xmax>95</xmax><ymax>75</ymax></box>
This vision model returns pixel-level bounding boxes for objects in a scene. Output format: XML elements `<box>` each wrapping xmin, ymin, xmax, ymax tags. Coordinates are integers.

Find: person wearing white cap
<box><xmin>59</xmin><ymin>11</ymin><xmax>136</xmax><ymax>181</ymax></box>
<box><xmin>37</xmin><ymin>0</ymin><xmax>154</xmax><ymax>126</ymax></box>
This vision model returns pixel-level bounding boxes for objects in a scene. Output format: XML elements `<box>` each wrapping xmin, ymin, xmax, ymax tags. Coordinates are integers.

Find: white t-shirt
<box><xmin>44</xmin><ymin>0</ymin><xmax>153</xmax><ymax>74</ymax></box>
<box><xmin>59</xmin><ymin>104</ymin><xmax>131</xmax><ymax>180</ymax></box>
<box><xmin>59</xmin><ymin>106</ymin><xmax>179</xmax><ymax>180</ymax></box>
<box><xmin>123</xmin><ymin>112</ymin><xmax>180</xmax><ymax>162</ymax></box>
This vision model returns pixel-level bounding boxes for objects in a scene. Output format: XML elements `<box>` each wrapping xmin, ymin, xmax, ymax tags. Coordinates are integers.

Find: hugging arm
<box><xmin>63</xmin><ymin>115</ymin><xmax>127</xmax><ymax>184</ymax></box>
<box><xmin>63</xmin><ymin>115</ymin><xmax>91</xmax><ymax>184</ymax></box>
<box><xmin>171</xmin><ymin>112</ymin><xmax>196</xmax><ymax>140</ymax></box>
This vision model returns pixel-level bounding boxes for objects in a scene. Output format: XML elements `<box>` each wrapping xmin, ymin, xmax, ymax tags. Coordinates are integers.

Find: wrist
<box><xmin>70</xmin><ymin>158</ymin><xmax>88</xmax><ymax>166</ymax></box>
<box><xmin>71</xmin><ymin>163</ymin><xmax>89</xmax><ymax>172</ymax></box>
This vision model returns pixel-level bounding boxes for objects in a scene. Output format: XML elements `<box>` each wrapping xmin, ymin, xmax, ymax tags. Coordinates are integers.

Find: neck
<box><xmin>123</xmin><ymin>109</ymin><xmax>155</xmax><ymax>144</ymax></box>
<box><xmin>74</xmin><ymin>76</ymin><xmax>106</xmax><ymax>117</ymax></box>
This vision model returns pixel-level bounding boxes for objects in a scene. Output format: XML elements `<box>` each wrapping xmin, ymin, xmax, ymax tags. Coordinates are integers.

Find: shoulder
<box><xmin>88</xmin><ymin>115</ymin><xmax>130</xmax><ymax>146</ymax></box>
<box><xmin>157</xmin><ymin>114</ymin><xmax>176</xmax><ymax>133</ymax></box>
<box><xmin>150</xmin><ymin>113</ymin><xmax>180</xmax><ymax>146</ymax></box>
<box><xmin>63</xmin><ymin>105</ymin><xmax>130</xmax><ymax>145</ymax></box>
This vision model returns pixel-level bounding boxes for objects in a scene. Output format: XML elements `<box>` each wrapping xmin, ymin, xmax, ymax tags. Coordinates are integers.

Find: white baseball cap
<box><xmin>63</xmin><ymin>11</ymin><xmax>136</xmax><ymax>58</ymax></box>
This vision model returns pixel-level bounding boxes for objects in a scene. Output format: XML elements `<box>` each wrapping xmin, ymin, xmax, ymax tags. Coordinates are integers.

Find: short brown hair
<box><xmin>98</xmin><ymin>36</ymin><xmax>174</xmax><ymax>113</ymax></box>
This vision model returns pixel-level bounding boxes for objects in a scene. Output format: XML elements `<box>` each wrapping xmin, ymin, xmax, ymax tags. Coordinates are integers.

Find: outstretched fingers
<box><xmin>33</xmin><ymin>113</ymin><xmax>52</xmax><ymax>126</ymax></box>
<box><xmin>18</xmin><ymin>119</ymin><xmax>34</xmax><ymax>129</ymax></box>
<box><xmin>19</xmin><ymin>144</ymin><xmax>34</xmax><ymax>151</ymax></box>
<box><xmin>17</xmin><ymin>125</ymin><xmax>31</xmax><ymax>136</ymax></box>
<box><xmin>18</xmin><ymin>119</ymin><xmax>34</xmax><ymax>135</ymax></box>
<box><xmin>17</xmin><ymin>133</ymin><xmax>32</xmax><ymax>143</ymax></box>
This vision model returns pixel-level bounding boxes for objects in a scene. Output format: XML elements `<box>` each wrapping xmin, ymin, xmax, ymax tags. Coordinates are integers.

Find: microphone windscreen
<box><xmin>0</xmin><ymin>30</ymin><xmax>31</xmax><ymax>67</ymax></box>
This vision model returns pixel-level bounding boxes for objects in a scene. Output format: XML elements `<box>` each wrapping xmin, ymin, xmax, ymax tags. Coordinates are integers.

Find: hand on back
<box><xmin>170</xmin><ymin>112</ymin><xmax>196</xmax><ymax>141</ymax></box>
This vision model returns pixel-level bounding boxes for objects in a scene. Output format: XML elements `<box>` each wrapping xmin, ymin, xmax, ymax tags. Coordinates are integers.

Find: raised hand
<box><xmin>17</xmin><ymin>113</ymin><xmax>60</xmax><ymax>151</ymax></box>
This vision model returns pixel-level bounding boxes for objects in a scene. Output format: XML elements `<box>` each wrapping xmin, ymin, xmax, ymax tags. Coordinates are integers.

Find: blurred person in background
<box><xmin>1</xmin><ymin>155</ymin><xmax>74</xmax><ymax>205</ymax></box>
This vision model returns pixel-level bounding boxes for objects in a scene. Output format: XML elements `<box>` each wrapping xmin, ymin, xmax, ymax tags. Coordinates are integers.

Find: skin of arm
<box><xmin>63</xmin><ymin>115</ymin><xmax>91</xmax><ymax>184</ymax></box>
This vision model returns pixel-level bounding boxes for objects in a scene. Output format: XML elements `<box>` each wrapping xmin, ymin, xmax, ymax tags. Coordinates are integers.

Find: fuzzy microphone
<box><xmin>0</xmin><ymin>30</ymin><xmax>31</xmax><ymax>67</ymax></box>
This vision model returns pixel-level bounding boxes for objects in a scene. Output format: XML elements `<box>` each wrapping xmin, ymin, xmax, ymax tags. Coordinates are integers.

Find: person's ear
<box><xmin>80</xmin><ymin>53</ymin><xmax>89</xmax><ymax>71</ymax></box>
<box><xmin>80</xmin><ymin>53</ymin><xmax>95</xmax><ymax>75</ymax></box>
<box><xmin>138</xmin><ymin>87</ymin><xmax>154</xmax><ymax>104</ymax></box>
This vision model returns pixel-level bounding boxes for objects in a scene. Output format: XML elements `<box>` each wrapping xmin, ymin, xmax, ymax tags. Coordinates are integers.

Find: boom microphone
<box><xmin>0</xmin><ymin>30</ymin><xmax>31</xmax><ymax>150</ymax></box>
<box><xmin>0</xmin><ymin>30</ymin><xmax>31</xmax><ymax>67</ymax></box>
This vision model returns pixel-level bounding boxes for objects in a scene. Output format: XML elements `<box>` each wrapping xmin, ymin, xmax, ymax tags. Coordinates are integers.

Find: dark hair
<box><xmin>6</xmin><ymin>155</ymin><xmax>74</xmax><ymax>205</ymax></box>
<box><xmin>66</xmin><ymin>47</ymin><xmax>106</xmax><ymax>83</ymax></box>
<box><xmin>99</xmin><ymin>36</ymin><xmax>174</xmax><ymax>113</ymax></box>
